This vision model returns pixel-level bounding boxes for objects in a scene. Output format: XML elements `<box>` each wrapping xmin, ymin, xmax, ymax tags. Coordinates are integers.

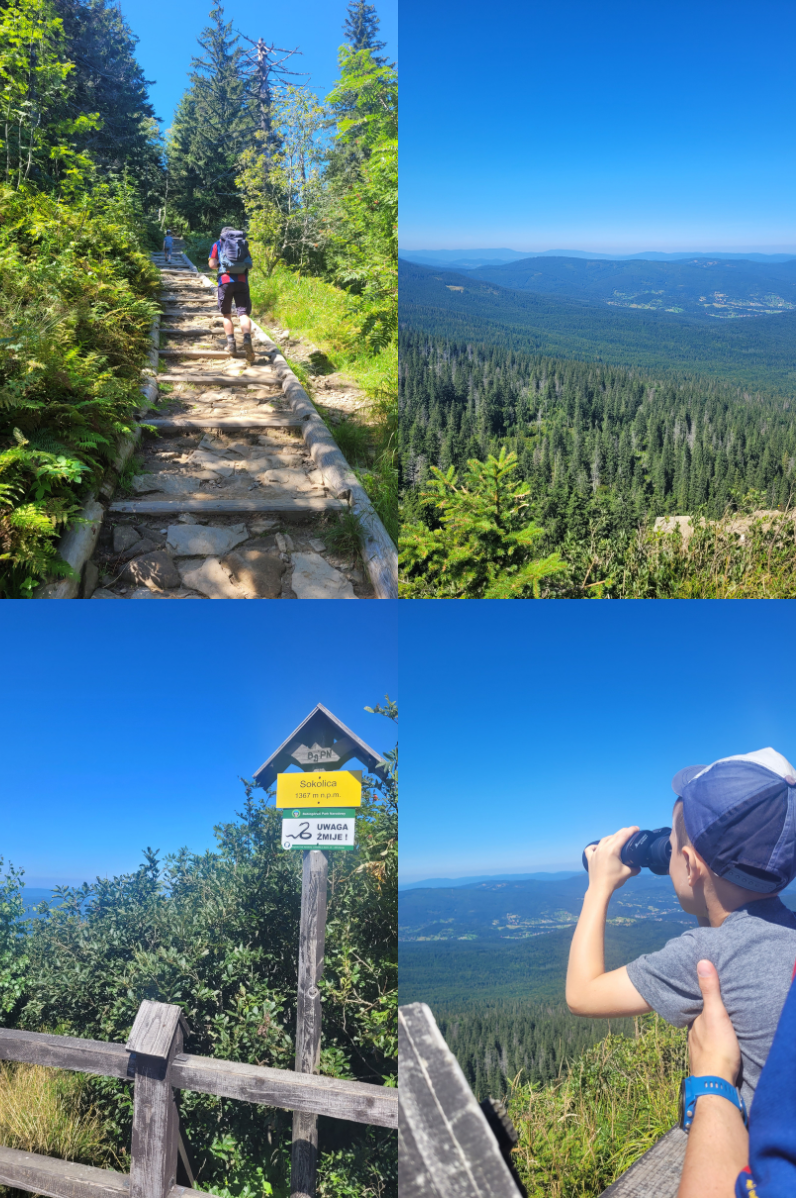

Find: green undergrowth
<box><xmin>507</xmin><ymin>1015</ymin><xmax>687</xmax><ymax>1198</ymax></box>
<box><xmin>248</xmin><ymin>260</ymin><xmax>395</xmax><ymax>397</ymax></box>
<box><xmin>0</xmin><ymin>183</ymin><xmax>159</xmax><ymax>597</ymax></box>
<box><xmin>249</xmin><ymin>261</ymin><xmax>398</xmax><ymax>545</ymax></box>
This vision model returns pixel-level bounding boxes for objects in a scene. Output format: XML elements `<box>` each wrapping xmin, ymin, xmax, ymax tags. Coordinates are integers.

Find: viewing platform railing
<box><xmin>0</xmin><ymin>998</ymin><xmax>397</xmax><ymax>1198</ymax></box>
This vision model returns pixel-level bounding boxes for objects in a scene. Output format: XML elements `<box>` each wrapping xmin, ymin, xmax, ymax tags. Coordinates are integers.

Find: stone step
<box><xmin>158</xmin><ymin>372</ymin><xmax>280</xmax><ymax>386</ymax></box>
<box><xmin>109</xmin><ymin>496</ymin><xmax>343</xmax><ymax>514</ymax></box>
<box><xmin>161</xmin><ymin>328</ymin><xmax>214</xmax><ymax>336</ymax></box>
<box><xmin>145</xmin><ymin>416</ymin><xmax>303</xmax><ymax>430</ymax></box>
<box><xmin>159</xmin><ymin>349</ymin><xmax>240</xmax><ymax>359</ymax></box>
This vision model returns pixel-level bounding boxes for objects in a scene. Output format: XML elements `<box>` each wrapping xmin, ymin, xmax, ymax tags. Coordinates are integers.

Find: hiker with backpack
<box><xmin>163</xmin><ymin>229</ymin><xmax>173</xmax><ymax>263</ymax></box>
<box><xmin>208</xmin><ymin>227</ymin><xmax>256</xmax><ymax>363</ymax></box>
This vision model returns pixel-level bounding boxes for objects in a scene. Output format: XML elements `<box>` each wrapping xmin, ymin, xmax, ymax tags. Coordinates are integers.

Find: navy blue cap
<box><xmin>672</xmin><ymin>748</ymin><xmax>796</xmax><ymax>893</ymax></box>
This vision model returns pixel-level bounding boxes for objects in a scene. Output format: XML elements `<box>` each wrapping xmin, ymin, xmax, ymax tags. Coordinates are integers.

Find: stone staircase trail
<box><xmin>91</xmin><ymin>249</ymin><xmax>370</xmax><ymax>600</ymax></box>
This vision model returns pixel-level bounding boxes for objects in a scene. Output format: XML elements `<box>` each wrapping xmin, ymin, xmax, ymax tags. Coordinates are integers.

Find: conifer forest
<box><xmin>398</xmin><ymin>329</ymin><xmax>796</xmax><ymax>598</ymax></box>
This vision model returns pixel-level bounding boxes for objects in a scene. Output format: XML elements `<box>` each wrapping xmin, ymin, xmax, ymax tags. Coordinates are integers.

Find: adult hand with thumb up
<box><xmin>677</xmin><ymin>960</ymin><xmax>749</xmax><ymax>1198</ymax></box>
<box><xmin>687</xmin><ymin>959</ymin><xmax>742</xmax><ymax>1084</ymax></box>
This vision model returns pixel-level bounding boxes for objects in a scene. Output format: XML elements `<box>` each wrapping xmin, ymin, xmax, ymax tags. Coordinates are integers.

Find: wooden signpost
<box><xmin>253</xmin><ymin>704</ymin><xmax>388</xmax><ymax>1198</ymax></box>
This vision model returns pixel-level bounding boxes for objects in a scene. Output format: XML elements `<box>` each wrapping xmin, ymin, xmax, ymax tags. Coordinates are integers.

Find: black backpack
<box><xmin>217</xmin><ymin>229</ymin><xmax>253</xmax><ymax>274</ymax></box>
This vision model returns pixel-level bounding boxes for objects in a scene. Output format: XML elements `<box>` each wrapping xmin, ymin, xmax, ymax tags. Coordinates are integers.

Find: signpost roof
<box><xmin>253</xmin><ymin>703</ymin><xmax>388</xmax><ymax>789</ymax></box>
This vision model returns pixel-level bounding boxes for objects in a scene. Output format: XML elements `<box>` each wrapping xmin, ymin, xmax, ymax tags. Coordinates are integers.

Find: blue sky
<box><xmin>399</xmin><ymin>601</ymin><xmax>796</xmax><ymax>883</ymax></box>
<box><xmin>117</xmin><ymin>0</ymin><xmax>397</xmax><ymax>131</ymax></box>
<box><xmin>0</xmin><ymin>605</ymin><xmax>397</xmax><ymax>887</ymax></box>
<box><xmin>400</xmin><ymin>0</ymin><xmax>796</xmax><ymax>254</ymax></box>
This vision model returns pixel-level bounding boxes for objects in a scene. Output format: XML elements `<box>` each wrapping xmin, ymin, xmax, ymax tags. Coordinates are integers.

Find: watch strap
<box><xmin>681</xmin><ymin>1075</ymin><xmax>748</xmax><ymax>1131</ymax></box>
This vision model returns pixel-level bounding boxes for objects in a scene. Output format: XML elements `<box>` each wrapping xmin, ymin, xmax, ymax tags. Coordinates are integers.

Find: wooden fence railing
<box><xmin>0</xmin><ymin>998</ymin><xmax>397</xmax><ymax>1198</ymax></box>
<box><xmin>597</xmin><ymin>1127</ymin><xmax>686</xmax><ymax>1197</ymax></box>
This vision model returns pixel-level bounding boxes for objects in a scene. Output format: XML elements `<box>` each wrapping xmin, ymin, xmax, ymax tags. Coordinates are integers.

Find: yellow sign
<box><xmin>276</xmin><ymin>770</ymin><xmax>363</xmax><ymax>808</ymax></box>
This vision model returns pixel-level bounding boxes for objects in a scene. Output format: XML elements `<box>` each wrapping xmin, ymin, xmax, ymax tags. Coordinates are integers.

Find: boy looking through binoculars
<box><xmin>566</xmin><ymin>748</ymin><xmax>796</xmax><ymax>1109</ymax></box>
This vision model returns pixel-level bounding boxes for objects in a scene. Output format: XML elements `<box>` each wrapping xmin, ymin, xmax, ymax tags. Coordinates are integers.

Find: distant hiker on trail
<box><xmin>567</xmin><ymin>748</ymin><xmax>796</xmax><ymax>1111</ymax></box>
<box><xmin>163</xmin><ymin>229</ymin><xmax>173</xmax><ymax>263</ymax></box>
<box><xmin>208</xmin><ymin>227</ymin><xmax>255</xmax><ymax>363</ymax></box>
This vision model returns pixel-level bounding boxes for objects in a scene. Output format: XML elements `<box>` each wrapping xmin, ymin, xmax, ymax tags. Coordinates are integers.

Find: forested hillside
<box><xmin>399</xmin><ymin>329</ymin><xmax>796</xmax><ymax>597</ymax></box>
<box><xmin>399</xmin><ymin>874</ymin><xmax>691</xmax><ymax>941</ymax></box>
<box><xmin>398</xmin><ymin>260</ymin><xmax>796</xmax><ymax>394</ymax></box>
<box><xmin>438</xmin><ymin>1001</ymin><xmax>633</xmax><ymax>1101</ymax></box>
<box><xmin>465</xmin><ymin>254</ymin><xmax>796</xmax><ymax>319</ymax></box>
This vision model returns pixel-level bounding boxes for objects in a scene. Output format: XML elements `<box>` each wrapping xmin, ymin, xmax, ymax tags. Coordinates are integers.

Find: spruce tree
<box><xmin>342</xmin><ymin>1</ymin><xmax>388</xmax><ymax>65</ymax></box>
<box><xmin>53</xmin><ymin>0</ymin><xmax>164</xmax><ymax>205</ymax></box>
<box><xmin>166</xmin><ymin>6</ymin><xmax>253</xmax><ymax>231</ymax></box>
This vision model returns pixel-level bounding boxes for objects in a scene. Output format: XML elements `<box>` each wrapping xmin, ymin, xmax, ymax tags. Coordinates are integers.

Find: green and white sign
<box><xmin>281</xmin><ymin>815</ymin><xmax>356</xmax><ymax>851</ymax></box>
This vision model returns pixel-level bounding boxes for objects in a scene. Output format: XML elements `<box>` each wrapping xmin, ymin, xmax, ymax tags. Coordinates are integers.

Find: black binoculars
<box><xmin>581</xmin><ymin>827</ymin><xmax>672</xmax><ymax>875</ymax></box>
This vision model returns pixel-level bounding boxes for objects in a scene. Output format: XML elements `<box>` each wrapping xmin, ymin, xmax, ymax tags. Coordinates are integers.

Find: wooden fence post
<box><xmin>128</xmin><ymin>1000</ymin><xmax>191</xmax><ymax>1198</ymax></box>
<box><xmin>290</xmin><ymin>849</ymin><xmax>329</xmax><ymax>1198</ymax></box>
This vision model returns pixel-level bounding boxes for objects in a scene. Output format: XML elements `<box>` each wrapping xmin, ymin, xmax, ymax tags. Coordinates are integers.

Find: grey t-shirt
<box><xmin>626</xmin><ymin>897</ymin><xmax>796</xmax><ymax>1107</ymax></box>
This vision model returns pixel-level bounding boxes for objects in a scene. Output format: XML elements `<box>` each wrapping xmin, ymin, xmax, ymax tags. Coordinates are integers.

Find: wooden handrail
<box><xmin>598</xmin><ymin>1127</ymin><xmax>687</xmax><ymax>1197</ymax></box>
<box><xmin>0</xmin><ymin>1028</ymin><xmax>397</xmax><ymax>1128</ymax></box>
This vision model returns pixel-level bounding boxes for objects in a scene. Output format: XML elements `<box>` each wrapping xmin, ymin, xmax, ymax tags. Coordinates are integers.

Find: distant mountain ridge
<box><xmin>398</xmin><ymin>260</ymin><xmax>796</xmax><ymax>393</ymax></box>
<box><xmin>399</xmin><ymin>870</ymin><xmax>581</xmax><ymax>891</ymax></box>
<box><xmin>400</xmin><ymin>247</ymin><xmax>796</xmax><ymax>269</ymax></box>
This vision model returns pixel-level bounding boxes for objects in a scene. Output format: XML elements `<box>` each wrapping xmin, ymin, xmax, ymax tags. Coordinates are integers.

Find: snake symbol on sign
<box><xmin>285</xmin><ymin>821</ymin><xmax>312</xmax><ymax>841</ymax></box>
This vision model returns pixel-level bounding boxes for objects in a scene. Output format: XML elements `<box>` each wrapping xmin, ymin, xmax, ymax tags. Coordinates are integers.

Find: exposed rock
<box><xmin>113</xmin><ymin>525</ymin><xmax>141</xmax><ymax>553</ymax></box>
<box><xmin>130</xmin><ymin>473</ymin><xmax>162</xmax><ymax>494</ymax></box>
<box><xmin>178</xmin><ymin>557</ymin><xmax>246</xmax><ymax>599</ymax></box>
<box><xmin>221</xmin><ymin>548</ymin><xmax>285</xmax><ymax>598</ymax></box>
<box><xmin>290</xmin><ymin>553</ymin><xmax>356</xmax><ymax>600</ymax></box>
<box><xmin>120</xmin><ymin>550</ymin><xmax>181</xmax><ymax>591</ymax></box>
<box><xmin>133</xmin><ymin>473</ymin><xmax>215</xmax><ymax>496</ymax></box>
<box><xmin>307</xmin><ymin>470</ymin><xmax>325</xmax><ymax>487</ymax></box>
<box><xmin>198</xmin><ymin>433</ymin><xmax>227</xmax><ymax>453</ymax></box>
<box><xmin>82</xmin><ymin>560</ymin><xmax>100</xmax><ymax>599</ymax></box>
<box><xmin>166</xmin><ymin>523</ymin><xmax>248</xmax><ymax>557</ymax></box>
<box><xmin>125</xmin><ymin>536</ymin><xmax>160</xmax><ymax>558</ymax></box>
<box><xmin>91</xmin><ymin>588</ymin><xmax>122</xmax><ymax>600</ymax></box>
<box><xmin>178</xmin><ymin>512</ymin><xmax>199</xmax><ymax>524</ymax></box>
<box><xmin>248</xmin><ymin>518</ymin><xmax>276</xmax><ymax>535</ymax></box>
<box><xmin>130</xmin><ymin>587</ymin><xmax>172</xmax><ymax>599</ymax></box>
<box><xmin>308</xmin><ymin>538</ymin><xmax>326</xmax><ymax>553</ymax></box>
<box><xmin>187</xmin><ymin>449</ymin><xmax>237</xmax><ymax>476</ymax></box>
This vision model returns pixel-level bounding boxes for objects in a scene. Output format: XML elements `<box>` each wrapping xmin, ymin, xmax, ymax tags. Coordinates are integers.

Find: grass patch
<box><xmin>0</xmin><ymin>1061</ymin><xmax>110</xmax><ymax>1167</ymax></box>
<box><xmin>508</xmin><ymin>1015</ymin><xmax>686</xmax><ymax>1198</ymax></box>
<box><xmin>248</xmin><ymin>261</ymin><xmax>396</xmax><ymax>399</ymax></box>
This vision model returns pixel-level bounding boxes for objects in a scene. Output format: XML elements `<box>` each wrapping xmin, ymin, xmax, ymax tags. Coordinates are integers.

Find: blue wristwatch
<box><xmin>678</xmin><ymin>1075</ymin><xmax>748</xmax><ymax>1132</ymax></box>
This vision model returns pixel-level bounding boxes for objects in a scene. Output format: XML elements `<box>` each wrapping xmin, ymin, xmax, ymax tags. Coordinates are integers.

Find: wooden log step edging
<box><xmin>145</xmin><ymin>416</ymin><xmax>304</xmax><ymax>430</ymax></box>
<box><xmin>108</xmin><ymin>497</ymin><xmax>345</xmax><ymax>515</ymax></box>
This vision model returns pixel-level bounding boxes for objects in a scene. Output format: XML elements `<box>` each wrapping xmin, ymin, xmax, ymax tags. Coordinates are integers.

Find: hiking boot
<box><xmin>226</xmin><ymin>335</ymin><xmax>238</xmax><ymax>357</ymax></box>
<box><xmin>242</xmin><ymin>334</ymin><xmax>255</xmax><ymax>364</ymax></box>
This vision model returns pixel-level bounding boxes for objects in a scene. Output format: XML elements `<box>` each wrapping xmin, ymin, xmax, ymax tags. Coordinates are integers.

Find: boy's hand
<box><xmin>688</xmin><ymin>960</ymin><xmax>741</xmax><ymax>1085</ymax></box>
<box><xmin>584</xmin><ymin>826</ymin><xmax>641</xmax><ymax>895</ymax></box>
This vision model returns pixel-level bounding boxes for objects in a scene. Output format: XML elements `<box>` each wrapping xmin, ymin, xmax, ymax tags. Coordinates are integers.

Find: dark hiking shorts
<box><xmin>217</xmin><ymin>280</ymin><xmax>252</xmax><ymax>316</ymax></box>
